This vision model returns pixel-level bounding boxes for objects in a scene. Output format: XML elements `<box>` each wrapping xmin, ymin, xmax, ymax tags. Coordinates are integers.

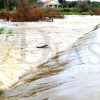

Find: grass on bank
<box><xmin>0</xmin><ymin>9</ymin><xmax>17</xmax><ymax>13</ymax></box>
<box><xmin>42</xmin><ymin>8</ymin><xmax>77</xmax><ymax>13</ymax></box>
<box><xmin>0</xmin><ymin>7</ymin><xmax>99</xmax><ymax>15</ymax></box>
<box><xmin>59</xmin><ymin>11</ymin><xmax>94</xmax><ymax>15</ymax></box>
<box><xmin>42</xmin><ymin>8</ymin><xmax>96</xmax><ymax>15</ymax></box>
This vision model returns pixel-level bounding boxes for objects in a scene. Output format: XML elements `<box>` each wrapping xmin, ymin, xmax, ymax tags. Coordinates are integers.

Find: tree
<box><xmin>18</xmin><ymin>0</ymin><xmax>38</xmax><ymax>4</ymax></box>
<box><xmin>0</xmin><ymin>0</ymin><xmax>39</xmax><ymax>11</ymax></box>
<box><xmin>5</xmin><ymin>0</ymin><xmax>10</xmax><ymax>20</ymax></box>
<box><xmin>18</xmin><ymin>0</ymin><xmax>27</xmax><ymax>4</ymax></box>
<box><xmin>58</xmin><ymin>0</ymin><xmax>65</xmax><ymax>4</ymax></box>
<box><xmin>0</xmin><ymin>0</ymin><xmax>5</xmax><ymax>9</ymax></box>
<box><xmin>77</xmin><ymin>1</ymin><xmax>89</xmax><ymax>12</ymax></box>
<box><xmin>28</xmin><ymin>0</ymin><xmax>38</xmax><ymax>3</ymax></box>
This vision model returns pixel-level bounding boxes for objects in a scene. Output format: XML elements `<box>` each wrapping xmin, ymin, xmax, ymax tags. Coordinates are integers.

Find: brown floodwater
<box><xmin>0</xmin><ymin>24</ymin><xmax>100</xmax><ymax>100</ymax></box>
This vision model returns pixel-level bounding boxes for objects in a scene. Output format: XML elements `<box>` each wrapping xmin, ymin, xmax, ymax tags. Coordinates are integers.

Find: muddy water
<box><xmin>0</xmin><ymin>25</ymin><xmax>100</xmax><ymax>100</ymax></box>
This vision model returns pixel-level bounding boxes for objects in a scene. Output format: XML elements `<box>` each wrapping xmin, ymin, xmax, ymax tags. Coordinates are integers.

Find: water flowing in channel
<box><xmin>0</xmin><ymin>24</ymin><xmax>100</xmax><ymax>100</ymax></box>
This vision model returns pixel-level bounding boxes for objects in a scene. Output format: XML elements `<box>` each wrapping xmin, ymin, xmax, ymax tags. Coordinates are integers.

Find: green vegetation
<box><xmin>42</xmin><ymin>8</ymin><xmax>95</xmax><ymax>15</ymax></box>
<box><xmin>89</xmin><ymin>2</ymin><xmax>100</xmax><ymax>10</ymax></box>
<box><xmin>9</xmin><ymin>9</ymin><xmax>17</xmax><ymax>13</ymax></box>
<box><xmin>43</xmin><ymin>8</ymin><xmax>76</xmax><ymax>12</ymax></box>
<box><xmin>0</xmin><ymin>1</ymin><xmax>100</xmax><ymax>17</ymax></box>
<box><xmin>55</xmin><ymin>1</ymin><xmax>100</xmax><ymax>15</ymax></box>
<box><xmin>40</xmin><ymin>0</ymin><xmax>100</xmax><ymax>15</ymax></box>
<box><xmin>59</xmin><ymin>12</ymin><xmax>91</xmax><ymax>15</ymax></box>
<box><xmin>0</xmin><ymin>7</ymin><xmax>99</xmax><ymax>15</ymax></box>
<box><xmin>0</xmin><ymin>9</ymin><xmax>16</xmax><ymax>13</ymax></box>
<box><xmin>0</xmin><ymin>27</ymin><xmax>5</xmax><ymax>34</ymax></box>
<box><xmin>0</xmin><ymin>27</ymin><xmax>14</xmax><ymax>36</ymax></box>
<box><xmin>7</xmin><ymin>29</ymin><xmax>13</xmax><ymax>36</ymax></box>
<box><xmin>0</xmin><ymin>0</ymin><xmax>39</xmax><ymax>10</ymax></box>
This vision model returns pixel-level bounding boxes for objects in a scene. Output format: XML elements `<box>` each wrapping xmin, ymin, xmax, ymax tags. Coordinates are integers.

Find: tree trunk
<box><xmin>6</xmin><ymin>0</ymin><xmax>9</xmax><ymax>21</ymax></box>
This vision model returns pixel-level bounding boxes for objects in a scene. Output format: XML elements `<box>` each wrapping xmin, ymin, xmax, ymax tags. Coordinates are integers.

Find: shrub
<box><xmin>10</xmin><ymin>2</ymin><xmax>64</xmax><ymax>22</ymax></box>
<box><xmin>44</xmin><ymin>8</ymin><xmax>64</xmax><ymax>19</ymax></box>
<box><xmin>10</xmin><ymin>2</ymin><xmax>36</xmax><ymax>21</ymax></box>
<box><xmin>62</xmin><ymin>9</ymin><xmax>71</xmax><ymax>12</ymax></box>
<box><xmin>93</xmin><ymin>8</ymin><xmax>100</xmax><ymax>15</ymax></box>
<box><xmin>0</xmin><ymin>12</ymin><xmax>8</xmax><ymax>20</ymax></box>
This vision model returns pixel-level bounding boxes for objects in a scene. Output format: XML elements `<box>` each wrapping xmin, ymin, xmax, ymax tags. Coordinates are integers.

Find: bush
<box><xmin>10</xmin><ymin>3</ymin><xmax>38</xmax><ymax>21</ymax></box>
<box><xmin>44</xmin><ymin>8</ymin><xmax>64</xmax><ymax>19</ymax></box>
<box><xmin>10</xmin><ymin>2</ymin><xmax>64</xmax><ymax>22</ymax></box>
<box><xmin>62</xmin><ymin>8</ymin><xmax>71</xmax><ymax>12</ymax></box>
<box><xmin>0</xmin><ymin>12</ymin><xmax>8</xmax><ymax>20</ymax></box>
<box><xmin>93</xmin><ymin>8</ymin><xmax>100</xmax><ymax>15</ymax></box>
